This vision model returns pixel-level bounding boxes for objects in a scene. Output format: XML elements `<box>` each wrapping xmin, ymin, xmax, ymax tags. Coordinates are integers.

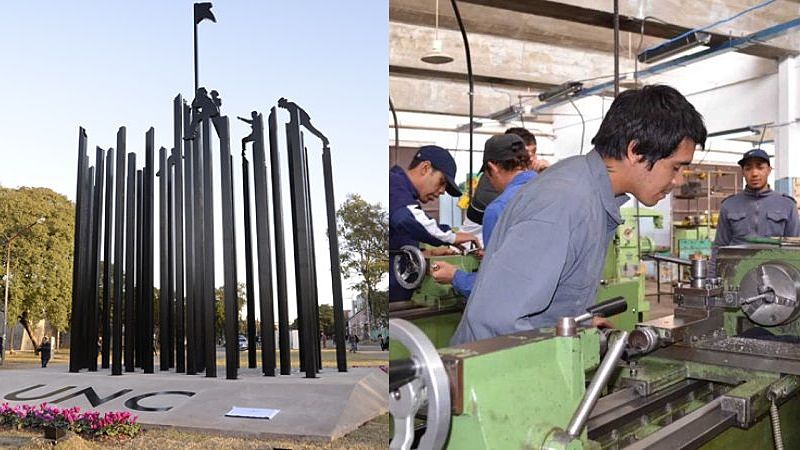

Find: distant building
<box><xmin>348</xmin><ymin>294</ymin><xmax>372</xmax><ymax>339</ymax></box>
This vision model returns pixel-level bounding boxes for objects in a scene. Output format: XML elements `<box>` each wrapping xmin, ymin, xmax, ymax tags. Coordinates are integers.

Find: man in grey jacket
<box><xmin>710</xmin><ymin>148</ymin><xmax>800</xmax><ymax>276</ymax></box>
<box><xmin>451</xmin><ymin>85</ymin><xmax>707</xmax><ymax>345</ymax></box>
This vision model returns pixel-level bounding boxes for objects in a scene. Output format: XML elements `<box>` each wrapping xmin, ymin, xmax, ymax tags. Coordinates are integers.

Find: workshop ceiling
<box><xmin>389</xmin><ymin>0</ymin><xmax>800</xmax><ymax>123</ymax></box>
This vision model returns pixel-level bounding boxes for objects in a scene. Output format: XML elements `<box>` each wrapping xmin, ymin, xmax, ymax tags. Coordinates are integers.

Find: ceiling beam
<box><xmin>390</xmin><ymin>74</ymin><xmax>554</xmax><ymax>119</ymax></box>
<box><xmin>453</xmin><ymin>0</ymin><xmax>797</xmax><ymax>60</ymax></box>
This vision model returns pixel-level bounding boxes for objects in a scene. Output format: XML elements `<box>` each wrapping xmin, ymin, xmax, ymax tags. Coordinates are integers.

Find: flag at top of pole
<box><xmin>193</xmin><ymin>3</ymin><xmax>216</xmax><ymax>93</ymax></box>
<box><xmin>194</xmin><ymin>2</ymin><xmax>216</xmax><ymax>24</ymax></box>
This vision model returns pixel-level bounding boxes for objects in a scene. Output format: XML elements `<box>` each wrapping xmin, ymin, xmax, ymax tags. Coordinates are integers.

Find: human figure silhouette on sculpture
<box><xmin>185</xmin><ymin>87</ymin><xmax>221</xmax><ymax>140</ymax></box>
<box><xmin>237</xmin><ymin>111</ymin><xmax>259</xmax><ymax>152</ymax></box>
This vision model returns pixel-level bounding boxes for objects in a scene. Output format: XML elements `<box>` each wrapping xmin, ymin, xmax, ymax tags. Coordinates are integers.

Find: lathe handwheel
<box><xmin>390</xmin><ymin>318</ymin><xmax>451</xmax><ymax>450</ymax></box>
<box><xmin>393</xmin><ymin>245</ymin><xmax>427</xmax><ymax>290</ymax></box>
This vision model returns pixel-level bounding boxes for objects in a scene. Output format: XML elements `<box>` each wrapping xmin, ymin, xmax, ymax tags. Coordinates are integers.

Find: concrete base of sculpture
<box><xmin>0</xmin><ymin>364</ymin><xmax>388</xmax><ymax>441</ymax></box>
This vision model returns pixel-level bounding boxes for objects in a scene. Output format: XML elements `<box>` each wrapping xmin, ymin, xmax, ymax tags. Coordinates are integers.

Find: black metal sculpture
<box><xmin>68</xmin><ymin>3</ymin><xmax>348</xmax><ymax>380</ymax></box>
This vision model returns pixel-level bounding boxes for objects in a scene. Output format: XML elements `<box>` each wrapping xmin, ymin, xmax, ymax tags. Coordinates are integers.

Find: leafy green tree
<box><xmin>318</xmin><ymin>304</ymin><xmax>335</xmax><ymax>336</ymax></box>
<box><xmin>335</xmin><ymin>194</ymin><xmax>388</xmax><ymax>329</ymax></box>
<box><xmin>214</xmin><ymin>282</ymin><xmax>246</xmax><ymax>340</ymax></box>
<box><xmin>290</xmin><ymin>304</ymin><xmax>335</xmax><ymax>336</ymax></box>
<box><xmin>0</xmin><ymin>187</ymin><xmax>74</xmax><ymax>334</ymax></box>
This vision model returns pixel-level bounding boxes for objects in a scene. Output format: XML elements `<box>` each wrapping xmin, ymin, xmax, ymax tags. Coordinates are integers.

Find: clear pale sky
<box><xmin>0</xmin><ymin>2</ymin><xmax>389</xmax><ymax>319</ymax></box>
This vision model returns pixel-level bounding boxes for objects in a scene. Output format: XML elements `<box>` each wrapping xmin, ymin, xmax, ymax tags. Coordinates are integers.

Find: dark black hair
<box><xmin>591</xmin><ymin>85</ymin><xmax>706</xmax><ymax>169</ymax></box>
<box><xmin>505</xmin><ymin>127</ymin><xmax>537</xmax><ymax>146</ymax></box>
<box><xmin>487</xmin><ymin>152</ymin><xmax>530</xmax><ymax>173</ymax></box>
<box><xmin>408</xmin><ymin>158</ymin><xmax>423</xmax><ymax>170</ymax></box>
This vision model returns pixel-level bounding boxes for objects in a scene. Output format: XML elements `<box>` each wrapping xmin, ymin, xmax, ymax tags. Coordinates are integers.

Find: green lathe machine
<box><xmin>390</xmin><ymin>243</ymin><xmax>800</xmax><ymax>449</ymax></box>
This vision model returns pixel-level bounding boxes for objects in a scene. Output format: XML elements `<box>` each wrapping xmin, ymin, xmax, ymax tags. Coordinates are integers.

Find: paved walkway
<box><xmin>0</xmin><ymin>365</ymin><xmax>387</xmax><ymax>441</ymax></box>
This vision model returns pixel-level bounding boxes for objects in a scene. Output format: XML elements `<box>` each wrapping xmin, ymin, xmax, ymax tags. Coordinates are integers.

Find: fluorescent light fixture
<box><xmin>637</xmin><ymin>31</ymin><xmax>711</xmax><ymax>64</ymax></box>
<box><xmin>487</xmin><ymin>105</ymin><xmax>524</xmax><ymax>123</ymax></box>
<box><xmin>455</xmin><ymin>121</ymin><xmax>482</xmax><ymax>133</ymax></box>
<box><xmin>537</xmin><ymin>82</ymin><xmax>583</xmax><ymax>103</ymax></box>
<box><xmin>707</xmin><ymin>126</ymin><xmax>758</xmax><ymax>140</ymax></box>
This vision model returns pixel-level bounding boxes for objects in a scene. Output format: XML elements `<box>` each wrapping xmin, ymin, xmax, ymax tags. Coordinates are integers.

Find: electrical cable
<box><xmin>568</xmin><ymin>97</ymin><xmax>586</xmax><ymax>156</ymax></box>
<box><xmin>449</xmin><ymin>0</ymin><xmax>475</xmax><ymax>200</ymax></box>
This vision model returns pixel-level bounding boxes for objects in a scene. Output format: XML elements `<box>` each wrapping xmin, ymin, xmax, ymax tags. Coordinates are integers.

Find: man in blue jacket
<box><xmin>430</xmin><ymin>134</ymin><xmax>535</xmax><ymax>298</ymax></box>
<box><xmin>451</xmin><ymin>85</ymin><xmax>707</xmax><ymax>345</ymax></box>
<box><xmin>711</xmin><ymin>148</ymin><xmax>800</xmax><ymax>276</ymax></box>
<box><xmin>389</xmin><ymin>146</ymin><xmax>479</xmax><ymax>302</ymax></box>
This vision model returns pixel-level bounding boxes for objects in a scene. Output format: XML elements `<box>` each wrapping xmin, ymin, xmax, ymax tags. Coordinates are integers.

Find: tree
<box><xmin>318</xmin><ymin>304</ymin><xmax>335</xmax><ymax>336</ymax></box>
<box><xmin>214</xmin><ymin>282</ymin><xmax>246</xmax><ymax>340</ymax></box>
<box><xmin>290</xmin><ymin>304</ymin><xmax>335</xmax><ymax>336</ymax></box>
<box><xmin>0</xmin><ymin>187</ymin><xmax>75</xmax><ymax>335</ymax></box>
<box><xmin>336</xmin><ymin>194</ymin><xmax>388</xmax><ymax>330</ymax></box>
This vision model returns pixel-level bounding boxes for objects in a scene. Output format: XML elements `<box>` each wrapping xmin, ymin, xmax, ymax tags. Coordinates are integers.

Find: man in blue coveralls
<box><xmin>451</xmin><ymin>85</ymin><xmax>707</xmax><ymax>345</ymax></box>
<box><xmin>389</xmin><ymin>146</ymin><xmax>480</xmax><ymax>302</ymax></box>
<box><xmin>710</xmin><ymin>148</ymin><xmax>800</xmax><ymax>276</ymax></box>
<box><xmin>430</xmin><ymin>133</ymin><xmax>535</xmax><ymax>298</ymax></box>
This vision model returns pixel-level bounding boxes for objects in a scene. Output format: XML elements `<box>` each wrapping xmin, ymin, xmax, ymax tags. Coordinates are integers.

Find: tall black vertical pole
<box><xmin>88</xmin><ymin>147</ymin><xmax>105</xmax><ymax>372</ymax></box>
<box><xmin>184</xmin><ymin>103</ymin><xmax>197</xmax><ymax>375</ymax></box>
<box><xmin>101</xmin><ymin>147</ymin><xmax>115</xmax><ymax>369</ymax></box>
<box><xmin>281</xmin><ymin>100</ymin><xmax>317</xmax><ymax>379</ymax></box>
<box><xmin>322</xmin><ymin>145</ymin><xmax>347</xmax><ymax>371</ymax></box>
<box><xmin>112</xmin><ymin>128</ymin><xmax>126</xmax><ymax>376</ymax></box>
<box><xmin>159</xmin><ymin>147</ymin><xmax>169</xmax><ymax>371</ymax></box>
<box><xmin>268</xmin><ymin>108</ymin><xmax>291</xmax><ymax>375</ymax></box>
<box><xmin>217</xmin><ymin>117</ymin><xmax>238</xmax><ymax>380</ymax></box>
<box><xmin>124</xmin><ymin>154</ymin><xmax>137</xmax><ymax>373</ymax></box>
<box><xmin>143</xmin><ymin>138</ymin><xmax>155</xmax><ymax>374</ymax></box>
<box><xmin>166</xmin><ymin>156</ymin><xmax>176</xmax><ymax>369</ymax></box>
<box><xmin>77</xmin><ymin>164</ymin><xmax>93</xmax><ymax>370</ymax></box>
<box><xmin>201</xmin><ymin>116</ymin><xmax>216</xmax><ymax>378</ymax></box>
<box><xmin>69</xmin><ymin>128</ymin><xmax>88</xmax><ymax>373</ymax></box>
<box><xmin>135</xmin><ymin>170</ymin><xmax>144</xmax><ymax>369</ymax></box>
<box><xmin>241</xmin><ymin>151</ymin><xmax>257</xmax><ymax>369</ymax></box>
<box><xmin>301</xmin><ymin>138</ymin><xmax>322</xmax><ymax>372</ymax></box>
<box><xmin>174</xmin><ymin>96</ymin><xmax>186</xmax><ymax>373</ymax></box>
<box><xmin>251</xmin><ymin>113</ymin><xmax>276</xmax><ymax>376</ymax></box>
<box><xmin>192</xmin><ymin>123</ymin><xmax>206</xmax><ymax>374</ymax></box>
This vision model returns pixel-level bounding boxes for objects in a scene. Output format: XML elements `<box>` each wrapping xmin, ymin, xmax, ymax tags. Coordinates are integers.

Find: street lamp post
<box><xmin>1</xmin><ymin>217</ymin><xmax>46</xmax><ymax>365</ymax></box>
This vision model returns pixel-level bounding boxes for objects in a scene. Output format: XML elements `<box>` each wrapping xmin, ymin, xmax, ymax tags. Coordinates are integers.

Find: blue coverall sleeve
<box><xmin>451</xmin><ymin>270</ymin><xmax>476</xmax><ymax>298</ymax></box>
<box><xmin>461</xmin><ymin>218</ymin><xmax>570</xmax><ymax>339</ymax></box>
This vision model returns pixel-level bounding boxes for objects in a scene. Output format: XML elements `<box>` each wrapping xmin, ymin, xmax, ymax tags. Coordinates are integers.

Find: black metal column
<box><xmin>69</xmin><ymin>128</ymin><xmax>88</xmax><ymax>373</ymax></box>
<box><xmin>143</xmin><ymin>138</ymin><xmax>155</xmax><ymax>374</ymax></box>
<box><xmin>112</xmin><ymin>128</ymin><xmax>126</xmax><ymax>376</ymax></box>
<box><xmin>280</xmin><ymin>100</ymin><xmax>317</xmax><ymax>378</ymax></box>
<box><xmin>201</xmin><ymin>117</ymin><xmax>216</xmax><ymax>378</ymax></box>
<box><xmin>159</xmin><ymin>147</ymin><xmax>169</xmax><ymax>371</ymax></box>
<box><xmin>251</xmin><ymin>112</ymin><xmax>276</xmax><ymax>376</ymax></box>
<box><xmin>124</xmin><ymin>154</ymin><xmax>136</xmax><ymax>373</ymax></box>
<box><xmin>183</xmin><ymin>103</ymin><xmax>196</xmax><ymax>375</ymax></box>
<box><xmin>88</xmin><ymin>147</ymin><xmax>105</xmax><ymax>372</ymax></box>
<box><xmin>217</xmin><ymin>116</ymin><xmax>238</xmax><ymax>380</ymax></box>
<box><xmin>268</xmin><ymin>108</ymin><xmax>291</xmax><ymax>375</ymax></box>
<box><xmin>241</xmin><ymin>149</ymin><xmax>257</xmax><ymax>369</ymax></box>
<box><xmin>322</xmin><ymin>145</ymin><xmax>347</xmax><ymax>371</ymax></box>
<box><xmin>174</xmin><ymin>97</ymin><xmax>187</xmax><ymax>374</ymax></box>
<box><xmin>101</xmin><ymin>147</ymin><xmax>115</xmax><ymax>369</ymax></box>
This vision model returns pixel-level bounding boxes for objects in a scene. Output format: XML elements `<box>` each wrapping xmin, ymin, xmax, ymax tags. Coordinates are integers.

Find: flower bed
<box><xmin>0</xmin><ymin>402</ymin><xmax>140</xmax><ymax>439</ymax></box>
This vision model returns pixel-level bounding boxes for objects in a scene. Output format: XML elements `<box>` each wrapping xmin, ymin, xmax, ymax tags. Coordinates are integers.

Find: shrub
<box><xmin>0</xmin><ymin>402</ymin><xmax>140</xmax><ymax>439</ymax></box>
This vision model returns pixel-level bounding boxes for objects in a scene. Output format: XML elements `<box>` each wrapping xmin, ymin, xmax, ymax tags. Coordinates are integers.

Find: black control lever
<box><xmin>586</xmin><ymin>296</ymin><xmax>627</xmax><ymax>318</ymax></box>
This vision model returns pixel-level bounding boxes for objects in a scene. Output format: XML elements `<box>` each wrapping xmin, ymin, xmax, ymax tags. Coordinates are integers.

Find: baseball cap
<box><xmin>479</xmin><ymin>134</ymin><xmax>526</xmax><ymax>172</ymax></box>
<box><xmin>738</xmin><ymin>148</ymin><xmax>770</xmax><ymax>167</ymax></box>
<box><xmin>413</xmin><ymin>145</ymin><xmax>461</xmax><ymax>197</ymax></box>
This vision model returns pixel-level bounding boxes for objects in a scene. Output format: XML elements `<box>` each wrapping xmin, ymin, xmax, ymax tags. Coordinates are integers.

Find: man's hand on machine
<box><xmin>454</xmin><ymin>231</ymin><xmax>481</xmax><ymax>248</ymax></box>
<box><xmin>592</xmin><ymin>316</ymin><xmax>615</xmax><ymax>329</ymax></box>
<box><xmin>423</xmin><ymin>247</ymin><xmax>459</xmax><ymax>257</ymax></box>
<box><xmin>430</xmin><ymin>261</ymin><xmax>458</xmax><ymax>284</ymax></box>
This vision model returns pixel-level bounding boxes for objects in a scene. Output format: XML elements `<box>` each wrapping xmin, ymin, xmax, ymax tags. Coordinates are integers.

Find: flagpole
<box><xmin>194</xmin><ymin>17</ymin><xmax>199</xmax><ymax>93</ymax></box>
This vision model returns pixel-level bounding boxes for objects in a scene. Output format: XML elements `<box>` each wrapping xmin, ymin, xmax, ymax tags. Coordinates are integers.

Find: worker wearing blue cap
<box><xmin>711</xmin><ymin>148</ymin><xmax>800</xmax><ymax>276</ymax></box>
<box><xmin>389</xmin><ymin>145</ymin><xmax>480</xmax><ymax>302</ymax></box>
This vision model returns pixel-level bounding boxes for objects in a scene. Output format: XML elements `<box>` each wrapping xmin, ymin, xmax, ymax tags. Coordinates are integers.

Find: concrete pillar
<box><xmin>774</xmin><ymin>56</ymin><xmax>800</xmax><ymax>199</ymax></box>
